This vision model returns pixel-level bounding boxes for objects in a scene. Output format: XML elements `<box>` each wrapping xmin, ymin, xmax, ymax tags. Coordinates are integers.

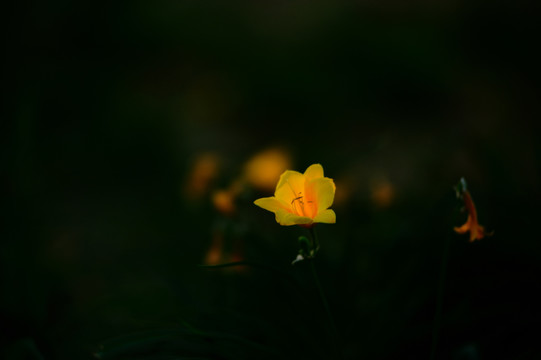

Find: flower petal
<box><xmin>304</xmin><ymin>164</ymin><xmax>324</xmax><ymax>181</ymax></box>
<box><xmin>313</xmin><ymin>209</ymin><xmax>336</xmax><ymax>224</ymax></box>
<box><xmin>275</xmin><ymin>171</ymin><xmax>306</xmax><ymax>204</ymax></box>
<box><xmin>309</xmin><ymin>177</ymin><xmax>336</xmax><ymax>213</ymax></box>
<box><xmin>254</xmin><ymin>197</ymin><xmax>289</xmax><ymax>213</ymax></box>
<box><xmin>470</xmin><ymin>224</ymin><xmax>485</xmax><ymax>242</ymax></box>
<box><xmin>453</xmin><ymin>215</ymin><xmax>471</xmax><ymax>234</ymax></box>
<box><xmin>275</xmin><ymin>209</ymin><xmax>313</xmax><ymax>226</ymax></box>
<box><xmin>275</xmin><ymin>170</ymin><xmax>303</xmax><ymax>194</ymax></box>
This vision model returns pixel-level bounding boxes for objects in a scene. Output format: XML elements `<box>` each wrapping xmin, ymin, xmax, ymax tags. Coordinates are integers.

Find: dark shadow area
<box><xmin>3</xmin><ymin>1</ymin><xmax>540</xmax><ymax>359</ymax></box>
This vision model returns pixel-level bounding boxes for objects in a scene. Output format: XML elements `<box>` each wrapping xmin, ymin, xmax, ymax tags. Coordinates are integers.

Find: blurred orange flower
<box><xmin>212</xmin><ymin>180</ymin><xmax>243</xmax><ymax>216</ymax></box>
<box><xmin>254</xmin><ymin>164</ymin><xmax>336</xmax><ymax>227</ymax></box>
<box><xmin>454</xmin><ymin>179</ymin><xmax>490</xmax><ymax>242</ymax></box>
<box><xmin>212</xmin><ymin>190</ymin><xmax>236</xmax><ymax>216</ymax></box>
<box><xmin>243</xmin><ymin>148</ymin><xmax>291</xmax><ymax>191</ymax></box>
<box><xmin>204</xmin><ymin>232</ymin><xmax>224</xmax><ymax>265</ymax></box>
<box><xmin>184</xmin><ymin>153</ymin><xmax>219</xmax><ymax>199</ymax></box>
<box><xmin>370</xmin><ymin>176</ymin><xmax>394</xmax><ymax>208</ymax></box>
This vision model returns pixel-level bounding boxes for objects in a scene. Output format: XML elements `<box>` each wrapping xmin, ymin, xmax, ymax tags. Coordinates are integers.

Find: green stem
<box><xmin>308</xmin><ymin>228</ymin><xmax>342</xmax><ymax>359</ymax></box>
<box><xmin>430</xmin><ymin>231</ymin><xmax>451</xmax><ymax>360</ymax></box>
<box><xmin>309</xmin><ymin>226</ymin><xmax>320</xmax><ymax>255</ymax></box>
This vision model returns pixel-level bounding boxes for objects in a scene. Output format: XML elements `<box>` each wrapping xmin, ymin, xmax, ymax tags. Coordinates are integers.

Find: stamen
<box><xmin>291</xmin><ymin>193</ymin><xmax>305</xmax><ymax>216</ymax></box>
<box><xmin>286</xmin><ymin>180</ymin><xmax>306</xmax><ymax>216</ymax></box>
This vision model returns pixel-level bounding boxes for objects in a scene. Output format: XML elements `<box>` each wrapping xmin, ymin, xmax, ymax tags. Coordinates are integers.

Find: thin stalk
<box><xmin>430</xmin><ymin>230</ymin><xmax>452</xmax><ymax>360</ymax></box>
<box><xmin>309</xmin><ymin>226</ymin><xmax>320</xmax><ymax>255</ymax></box>
<box><xmin>308</xmin><ymin>228</ymin><xmax>342</xmax><ymax>359</ymax></box>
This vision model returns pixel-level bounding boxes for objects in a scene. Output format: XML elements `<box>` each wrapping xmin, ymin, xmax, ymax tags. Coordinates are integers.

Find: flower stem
<box><xmin>430</xmin><ymin>230</ymin><xmax>452</xmax><ymax>360</ymax></box>
<box><xmin>309</xmin><ymin>226</ymin><xmax>320</xmax><ymax>255</ymax></box>
<box><xmin>308</xmin><ymin>228</ymin><xmax>342</xmax><ymax>359</ymax></box>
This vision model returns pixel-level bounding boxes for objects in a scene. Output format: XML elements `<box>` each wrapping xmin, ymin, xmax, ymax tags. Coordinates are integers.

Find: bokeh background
<box><xmin>3</xmin><ymin>1</ymin><xmax>541</xmax><ymax>359</ymax></box>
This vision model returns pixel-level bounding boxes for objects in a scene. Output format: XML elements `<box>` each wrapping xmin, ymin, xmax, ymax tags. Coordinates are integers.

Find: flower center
<box><xmin>291</xmin><ymin>192</ymin><xmax>306</xmax><ymax>216</ymax></box>
<box><xmin>286</xmin><ymin>179</ymin><xmax>315</xmax><ymax>218</ymax></box>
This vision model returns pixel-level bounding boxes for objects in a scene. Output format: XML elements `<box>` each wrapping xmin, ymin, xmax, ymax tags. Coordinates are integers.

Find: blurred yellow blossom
<box><xmin>243</xmin><ymin>148</ymin><xmax>291</xmax><ymax>191</ymax></box>
<box><xmin>254</xmin><ymin>164</ymin><xmax>336</xmax><ymax>227</ymax></box>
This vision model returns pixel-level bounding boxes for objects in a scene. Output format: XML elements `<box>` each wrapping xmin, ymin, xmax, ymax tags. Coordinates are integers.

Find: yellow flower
<box><xmin>254</xmin><ymin>164</ymin><xmax>336</xmax><ymax>227</ymax></box>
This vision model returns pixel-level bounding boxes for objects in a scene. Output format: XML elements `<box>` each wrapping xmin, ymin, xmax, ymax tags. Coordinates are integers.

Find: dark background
<box><xmin>3</xmin><ymin>1</ymin><xmax>540</xmax><ymax>359</ymax></box>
